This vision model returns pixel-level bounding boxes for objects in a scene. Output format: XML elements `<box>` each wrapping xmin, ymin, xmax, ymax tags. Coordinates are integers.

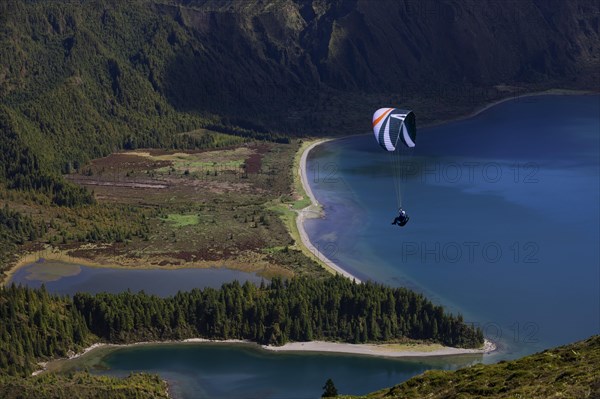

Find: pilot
<box><xmin>391</xmin><ymin>208</ymin><xmax>409</xmax><ymax>226</ymax></box>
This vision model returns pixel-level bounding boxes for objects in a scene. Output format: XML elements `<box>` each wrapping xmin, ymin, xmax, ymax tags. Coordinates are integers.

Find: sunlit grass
<box><xmin>162</xmin><ymin>214</ymin><xmax>200</xmax><ymax>227</ymax></box>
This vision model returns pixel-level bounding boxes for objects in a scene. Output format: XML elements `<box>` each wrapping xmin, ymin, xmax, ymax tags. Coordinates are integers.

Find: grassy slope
<box><xmin>0</xmin><ymin>372</ymin><xmax>168</xmax><ymax>399</ymax></box>
<box><xmin>345</xmin><ymin>335</ymin><xmax>600</xmax><ymax>399</ymax></box>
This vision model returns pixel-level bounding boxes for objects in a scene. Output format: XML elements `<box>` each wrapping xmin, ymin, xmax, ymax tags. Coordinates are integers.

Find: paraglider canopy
<box><xmin>372</xmin><ymin>107</ymin><xmax>417</xmax><ymax>222</ymax></box>
<box><xmin>372</xmin><ymin>108</ymin><xmax>416</xmax><ymax>152</ymax></box>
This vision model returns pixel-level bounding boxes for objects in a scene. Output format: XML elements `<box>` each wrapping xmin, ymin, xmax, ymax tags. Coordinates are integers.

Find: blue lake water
<box><xmin>39</xmin><ymin>95</ymin><xmax>599</xmax><ymax>398</ymax></box>
<box><xmin>8</xmin><ymin>261</ymin><xmax>264</xmax><ymax>297</ymax></box>
<box><xmin>305</xmin><ymin>94</ymin><xmax>600</xmax><ymax>360</ymax></box>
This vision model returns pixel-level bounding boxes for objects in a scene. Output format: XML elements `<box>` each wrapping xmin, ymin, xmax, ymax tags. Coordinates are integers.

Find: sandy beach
<box><xmin>38</xmin><ymin>337</ymin><xmax>496</xmax><ymax>375</ymax></box>
<box><xmin>263</xmin><ymin>339</ymin><xmax>496</xmax><ymax>357</ymax></box>
<box><xmin>296</xmin><ymin>140</ymin><xmax>362</xmax><ymax>282</ymax></box>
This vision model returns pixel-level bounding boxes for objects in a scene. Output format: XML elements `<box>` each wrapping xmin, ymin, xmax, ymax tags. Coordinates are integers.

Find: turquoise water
<box><xmin>305</xmin><ymin>94</ymin><xmax>600</xmax><ymax>360</ymax></box>
<box><xmin>9</xmin><ymin>262</ymin><xmax>264</xmax><ymax>297</ymax></box>
<box><xmin>48</xmin><ymin>95</ymin><xmax>599</xmax><ymax>398</ymax></box>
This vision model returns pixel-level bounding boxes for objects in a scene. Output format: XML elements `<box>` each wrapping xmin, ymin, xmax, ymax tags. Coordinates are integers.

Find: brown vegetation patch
<box><xmin>243</xmin><ymin>143</ymin><xmax>270</xmax><ymax>174</ymax></box>
<box><xmin>88</xmin><ymin>153</ymin><xmax>171</xmax><ymax>173</ymax></box>
<box><xmin>244</xmin><ymin>153</ymin><xmax>262</xmax><ymax>174</ymax></box>
<box><xmin>2</xmin><ymin>141</ymin><xmax>330</xmax><ymax>282</ymax></box>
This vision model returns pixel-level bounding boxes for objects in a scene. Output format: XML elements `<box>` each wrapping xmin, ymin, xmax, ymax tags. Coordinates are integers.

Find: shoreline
<box><xmin>39</xmin><ymin>337</ymin><xmax>496</xmax><ymax>375</ymax></box>
<box><xmin>4</xmin><ymin>88</ymin><xmax>594</xmax><ymax>287</ymax></box>
<box><xmin>1</xmin><ymin>246</ymin><xmax>289</xmax><ymax>287</ymax></box>
<box><xmin>422</xmin><ymin>87</ymin><xmax>597</xmax><ymax>129</ymax></box>
<box><xmin>291</xmin><ymin>89</ymin><xmax>599</xmax><ymax>282</ymax></box>
<box><xmin>262</xmin><ymin>338</ymin><xmax>496</xmax><ymax>357</ymax></box>
<box><xmin>296</xmin><ymin>140</ymin><xmax>362</xmax><ymax>282</ymax></box>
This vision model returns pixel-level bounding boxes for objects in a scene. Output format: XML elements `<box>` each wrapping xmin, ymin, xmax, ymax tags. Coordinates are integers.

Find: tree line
<box><xmin>1</xmin><ymin>276</ymin><xmax>483</xmax><ymax>376</ymax></box>
<box><xmin>74</xmin><ymin>276</ymin><xmax>483</xmax><ymax>348</ymax></box>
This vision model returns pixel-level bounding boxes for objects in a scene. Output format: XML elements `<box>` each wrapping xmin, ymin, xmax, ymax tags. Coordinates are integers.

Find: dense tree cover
<box><xmin>0</xmin><ymin>204</ymin><xmax>45</xmax><ymax>245</ymax></box>
<box><xmin>0</xmin><ymin>111</ymin><xmax>94</xmax><ymax>207</ymax></box>
<box><xmin>0</xmin><ymin>1</ymin><xmax>285</xmax><ymax>205</ymax></box>
<box><xmin>0</xmin><ymin>285</ymin><xmax>91</xmax><ymax>377</ymax></box>
<box><xmin>59</xmin><ymin>205</ymin><xmax>151</xmax><ymax>244</ymax></box>
<box><xmin>0</xmin><ymin>203</ymin><xmax>46</xmax><ymax>269</ymax></box>
<box><xmin>0</xmin><ymin>372</ymin><xmax>168</xmax><ymax>399</ymax></box>
<box><xmin>0</xmin><ymin>277</ymin><xmax>482</xmax><ymax>376</ymax></box>
<box><xmin>74</xmin><ymin>276</ymin><xmax>483</xmax><ymax>348</ymax></box>
<box><xmin>0</xmin><ymin>199</ymin><xmax>156</xmax><ymax>277</ymax></box>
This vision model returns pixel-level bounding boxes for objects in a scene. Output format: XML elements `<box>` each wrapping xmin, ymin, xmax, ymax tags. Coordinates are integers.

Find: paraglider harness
<box><xmin>391</xmin><ymin>208</ymin><xmax>409</xmax><ymax>227</ymax></box>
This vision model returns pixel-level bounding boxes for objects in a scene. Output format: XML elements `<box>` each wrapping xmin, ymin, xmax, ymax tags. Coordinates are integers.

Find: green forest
<box><xmin>0</xmin><ymin>276</ymin><xmax>483</xmax><ymax>377</ymax></box>
<box><xmin>0</xmin><ymin>1</ymin><xmax>291</xmax><ymax>203</ymax></box>
<box><xmin>0</xmin><ymin>204</ymin><xmax>45</xmax><ymax>256</ymax></box>
<box><xmin>74</xmin><ymin>276</ymin><xmax>483</xmax><ymax>347</ymax></box>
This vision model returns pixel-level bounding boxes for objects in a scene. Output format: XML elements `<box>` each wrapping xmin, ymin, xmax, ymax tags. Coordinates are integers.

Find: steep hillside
<box><xmin>156</xmin><ymin>0</ymin><xmax>600</xmax><ymax>132</ymax></box>
<box><xmin>1</xmin><ymin>0</ymin><xmax>598</xmax><ymax>179</ymax></box>
<box><xmin>1</xmin><ymin>0</ymin><xmax>222</xmax><ymax>176</ymax></box>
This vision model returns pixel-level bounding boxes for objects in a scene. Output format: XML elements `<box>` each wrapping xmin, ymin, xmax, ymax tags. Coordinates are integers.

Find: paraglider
<box><xmin>372</xmin><ymin>108</ymin><xmax>417</xmax><ymax>227</ymax></box>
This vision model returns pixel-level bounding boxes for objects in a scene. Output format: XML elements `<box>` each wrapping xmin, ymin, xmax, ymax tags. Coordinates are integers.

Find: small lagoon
<box><xmin>8</xmin><ymin>260</ymin><xmax>264</xmax><ymax>297</ymax></box>
<box><xmin>59</xmin><ymin>342</ymin><xmax>481</xmax><ymax>399</ymax></box>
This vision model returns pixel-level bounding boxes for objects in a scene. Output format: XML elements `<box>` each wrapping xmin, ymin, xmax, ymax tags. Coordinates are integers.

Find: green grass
<box><xmin>144</xmin><ymin>150</ymin><xmax>247</xmax><ymax>177</ymax></box>
<box><xmin>291</xmin><ymin>196</ymin><xmax>312</xmax><ymax>210</ymax></box>
<box><xmin>158</xmin><ymin>159</ymin><xmax>245</xmax><ymax>171</ymax></box>
<box><xmin>0</xmin><ymin>372</ymin><xmax>168</xmax><ymax>399</ymax></box>
<box><xmin>262</xmin><ymin>246</ymin><xmax>288</xmax><ymax>254</ymax></box>
<box><xmin>161</xmin><ymin>214</ymin><xmax>200</xmax><ymax>227</ymax></box>
<box><xmin>268</xmin><ymin>203</ymin><xmax>301</xmax><ymax>245</ymax></box>
<box><xmin>267</xmin><ymin>139</ymin><xmax>337</xmax><ymax>276</ymax></box>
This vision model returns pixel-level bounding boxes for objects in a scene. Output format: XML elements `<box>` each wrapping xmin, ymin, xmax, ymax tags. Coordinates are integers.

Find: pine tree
<box><xmin>322</xmin><ymin>378</ymin><xmax>338</xmax><ymax>397</ymax></box>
